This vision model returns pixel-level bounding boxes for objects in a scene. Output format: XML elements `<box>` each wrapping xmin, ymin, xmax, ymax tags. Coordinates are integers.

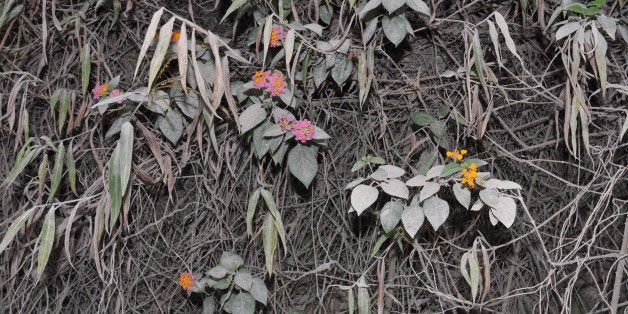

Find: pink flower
<box><xmin>110</xmin><ymin>89</ymin><xmax>125</xmax><ymax>104</ymax></box>
<box><xmin>270</xmin><ymin>26</ymin><xmax>288</xmax><ymax>47</ymax></box>
<box><xmin>278</xmin><ymin>114</ymin><xmax>295</xmax><ymax>131</ymax></box>
<box><xmin>92</xmin><ymin>82</ymin><xmax>108</xmax><ymax>100</ymax></box>
<box><xmin>252</xmin><ymin>70</ymin><xmax>271</xmax><ymax>89</ymax></box>
<box><xmin>266</xmin><ymin>71</ymin><xmax>287</xmax><ymax>96</ymax></box>
<box><xmin>292</xmin><ymin>119</ymin><xmax>315</xmax><ymax>143</ymax></box>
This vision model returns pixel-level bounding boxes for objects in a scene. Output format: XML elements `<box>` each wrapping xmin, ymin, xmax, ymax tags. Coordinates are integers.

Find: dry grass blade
<box><xmin>177</xmin><ymin>23</ymin><xmax>188</xmax><ymax>93</ymax></box>
<box><xmin>190</xmin><ymin>30</ymin><xmax>219</xmax><ymax>118</ymax></box>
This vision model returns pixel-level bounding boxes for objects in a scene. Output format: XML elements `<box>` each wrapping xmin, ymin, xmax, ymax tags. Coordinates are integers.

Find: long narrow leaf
<box><xmin>66</xmin><ymin>142</ymin><xmax>77</xmax><ymax>195</ymax></box>
<box><xmin>246</xmin><ymin>189</ymin><xmax>261</xmax><ymax>236</ymax></box>
<box><xmin>260</xmin><ymin>189</ymin><xmax>287</xmax><ymax>252</ymax></box>
<box><xmin>0</xmin><ymin>208</ymin><xmax>34</xmax><ymax>255</ymax></box>
<box><xmin>177</xmin><ymin>23</ymin><xmax>188</xmax><ymax>92</ymax></box>
<box><xmin>37</xmin><ymin>206</ymin><xmax>56</xmax><ymax>278</ymax></box>
<box><xmin>262</xmin><ymin>213</ymin><xmax>277</xmax><ymax>275</ymax></box>
<box><xmin>134</xmin><ymin>7</ymin><xmax>164</xmax><ymax>80</ymax></box>
<box><xmin>81</xmin><ymin>43</ymin><xmax>91</xmax><ymax>95</ymax></box>
<box><xmin>148</xmin><ymin>17</ymin><xmax>175</xmax><ymax>90</ymax></box>
<box><xmin>118</xmin><ymin>122</ymin><xmax>134</xmax><ymax>193</ymax></box>
<box><xmin>1</xmin><ymin>146</ymin><xmax>42</xmax><ymax>188</ymax></box>
<box><xmin>48</xmin><ymin>143</ymin><xmax>65</xmax><ymax>202</ymax></box>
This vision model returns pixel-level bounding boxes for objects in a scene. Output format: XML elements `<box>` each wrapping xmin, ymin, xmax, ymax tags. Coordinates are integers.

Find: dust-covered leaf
<box><xmin>452</xmin><ymin>183</ymin><xmax>471</xmax><ymax>209</ymax></box>
<box><xmin>332</xmin><ymin>56</ymin><xmax>353</xmax><ymax>86</ymax></box>
<box><xmin>406</xmin><ymin>0</ymin><xmax>430</xmax><ymax>16</ymax></box>
<box><xmin>419</xmin><ymin>181</ymin><xmax>440</xmax><ymax>202</ymax></box>
<box><xmin>351</xmin><ymin>184</ymin><xmax>379</xmax><ymax>215</ymax></box>
<box><xmin>494</xmin><ymin>12</ymin><xmax>522</xmax><ymax>63</ymax></box>
<box><xmin>134</xmin><ymin>8</ymin><xmax>163</xmax><ymax>79</ymax></box>
<box><xmin>423</xmin><ymin>196</ymin><xmax>449</xmax><ymax>230</ymax></box>
<box><xmin>37</xmin><ymin>206</ymin><xmax>56</xmax><ymax>278</ymax></box>
<box><xmin>47</xmin><ymin>143</ymin><xmax>65</xmax><ymax>202</ymax></box>
<box><xmin>156</xmin><ymin>109</ymin><xmax>184</xmax><ymax>144</ymax></box>
<box><xmin>380</xmin><ymin>201</ymin><xmax>403</xmax><ymax>232</ymax></box>
<box><xmin>406</xmin><ymin>174</ymin><xmax>427</xmax><ymax>187</ymax></box>
<box><xmin>246</xmin><ymin>189</ymin><xmax>261</xmax><ymax>236</ymax></box>
<box><xmin>148</xmin><ymin>17</ymin><xmax>174</xmax><ymax>90</ymax></box>
<box><xmin>250</xmin><ymin>277</ymin><xmax>268</xmax><ymax>305</ymax></box>
<box><xmin>479</xmin><ymin>189</ymin><xmax>500</xmax><ymax>208</ymax></box>
<box><xmin>383</xmin><ymin>0</ymin><xmax>405</xmax><ymax>13</ymax></box>
<box><xmin>381</xmin><ymin>13</ymin><xmax>407</xmax><ymax>46</ymax></box>
<box><xmin>401</xmin><ymin>205</ymin><xmax>424</xmax><ymax>237</ymax></box>
<box><xmin>380</xmin><ymin>179</ymin><xmax>409</xmax><ymax>199</ymax></box>
<box><xmin>240</xmin><ymin>103</ymin><xmax>267</xmax><ymax>134</ymax></box>
<box><xmin>0</xmin><ymin>208</ymin><xmax>34</xmax><ymax>255</ymax></box>
<box><xmin>491</xmin><ymin>196</ymin><xmax>516</xmax><ymax>228</ymax></box>
<box><xmin>482</xmin><ymin>179</ymin><xmax>522</xmax><ymax>190</ymax></box>
<box><xmin>81</xmin><ymin>43</ymin><xmax>90</xmax><ymax>95</ymax></box>
<box><xmin>359</xmin><ymin>0</ymin><xmax>382</xmax><ymax>19</ymax></box>
<box><xmin>262</xmin><ymin>213</ymin><xmax>277</xmax><ymax>275</ymax></box>
<box><xmin>287</xmin><ymin>144</ymin><xmax>318</xmax><ymax>188</ymax></box>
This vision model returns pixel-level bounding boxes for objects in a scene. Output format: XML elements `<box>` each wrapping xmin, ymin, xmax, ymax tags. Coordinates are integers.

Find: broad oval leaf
<box><xmin>479</xmin><ymin>189</ymin><xmax>500</xmax><ymax>208</ymax></box>
<box><xmin>555</xmin><ymin>21</ymin><xmax>580</xmax><ymax>41</ymax></box>
<box><xmin>382</xmin><ymin>13</ymin><xmax>408</xmax><ymax>46</ymax></box>
<box><xmin>425</xmin><ymin>165</ymin><xmax>444</xmax><ymax>180</ymax></box>
<box><xmin>380</xmin><ymin>201</ymin><xmax>403</xmax><ymax>233</ymax></box>
<box><xmin>406</xmin><ymin>0</ymin><xmax>431</xmax><ymax>15</ymax></box>
<box><xmin>220</xmin><ymin>251</ymin><xmax>244</xmax><ymax>271</ymax></box>
<box><xmin>287</xmin><ymin>144</ymin><xmax>319</xmax><ymax>188</ymax></box>
<box><xmin>345</xmin><ymin>177</ymin><xmax>366</xmax><ymax>190</ymax></box>
<box><xmin>250</xmin><ymin>277</ymin><xmax>268</xmax><ymax>305</ymax></box>
<box><xmin>378</xmin><ymin>165</ymin><xmax>405</xmax><ymax>178</ymax></box>
<box><xmin>402</xmin><ymin>205</ymin><xmax>424</xmax><ymax>237</ymax></box>
<box><xmin>411</xmin><ymin>111</ymin><xmax>433</xmax><ymax>126</ymax></box>
<box><xmin>224</xmin><ymin>292</ymin><xmax>256</xmax><ymax>314</ymax></box>
<box><xmin>156</xmin><ymin>109</ymin><xmax>184</xmax><ymax>144</ymax></box>
<box><xmin>380</xmin><ymin>179</ymin><xmax>409</xmax><ymax>199</ymax></box>
<box><xmin>351</xmin><ymin>184</ymin><xmax>379</xmax><ymax>215</ymax></box>
<box><xmin>419</xmin><ymin>181</ymin><xmax>440</xmax><ymax>202</ymax></box>
<box><xmin>452</xmin><ymin>183</ymin><xmax>471</xmax><ymax>209</ymax></box>
<box><xmin>331</xmin><ymin>56</ymin><xmax>353</xmax><ymax>86</ymax></box>
<box><xmin>383</xmin><ymin>0</ymin><xmax>405</xmax><ymax>13</ymax></box>
<box><xmin>482</xmin><ymin>179</ymin><xmax>522</xmax><ymax>190</ymax></box>
<box><xmin>423</xmin><ymin>197</ymin><xmax>449</xmax><ymax>231</ymax></box>
<box><xmin>492</xmin><ymin>196</ymin><xmax>517</xmax><ymax>228</ymax></box>
<box><xmin>470</xmin><ymin>199</ymin><xmax>483</xmax><ymax>212</ymax></box>
<box><xmin>406</xmin><ymin>174</ymin><xmax>427</xmax><ymax>187</ymax></box>
<box><xmin>359</xmin><ymin>0</ymin><xmax>382</xmax><ymax>19</ymax></box>
<box><xmin>239</xmin><ymin>103</ymin><xmax>267</xmax><ymax>134</ymax></box>
<box><xmin>234</xmin><ymin>269</ymin><xmax>253</xmax><ymax>291</ymax></box>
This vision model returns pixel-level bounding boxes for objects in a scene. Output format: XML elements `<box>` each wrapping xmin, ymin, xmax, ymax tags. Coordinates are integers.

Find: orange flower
<box><xmin>461</xmin><ymin>162</ymin><xmax>478</xmax><ymax>189</ymax></box>
<box><xmin>171</xmin><ymin>30</ymin><xmax>181</xmax><ymax>42</ymax></box>
<box><xmin>92</xmin><ymin>82</ymin><xmax>109</xmax><ymax>100</ymax></box>
<box><xmin>269</xmin><ymin>26</ymin><xmax>287</xmax><ymax>47</ymax></box>
<box><xmin>179</xmin><ymin>272</ymin><xmax>194</xmax><ymax>291</ymax></box>
<box><xmin>446</xmin><ymin>149</ymin><xmax>467</xmax><ymax>161</ymax></box>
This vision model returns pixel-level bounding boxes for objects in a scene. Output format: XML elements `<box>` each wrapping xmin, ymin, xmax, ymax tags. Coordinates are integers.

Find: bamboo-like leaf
<box><xmin>0</xmin><ymin>208</ymin><xmax>34</xmax><ymax>255</ymax></box>
<box><xmin>260</xmin><ymin>189</ymin><xmax>287</xmax><ymax>252</ymax></box>
<box><xmin>0</xmin><ymin>145</ymin><xmax>41</xmax><ymax>188</ymax></box>
<box><xmin>246</xmin><ymin>189</ymin><xmax>261</xmax><ymax>236</ymax></box>
<box><xmin>134</xmin><ymin>7</ymin><xmax>164</xmax><ymax>80</ymax></box>
<box><xmin>578</xmin><ymin>102</ymin><xmax>590</xmax><ymax>156</ymax></box>
<box><xmin>58</xmin><ymin>90</ymin><xmax>69</xmax><ymax>133</ymax></box>
<box><xmin>108</xmin><ymin>146</ymin><xmax>122</xmax><ymax>228</ymax></box>
<box><xmin>81</xmin><ymin>43</ymin><xmax>90</xmax><ymax>95</ymax></box>
<box><xmin>262</xmin><ymin>16</ymin><xmax>273</xmax><ymax>66</ymax></box>
<box><xmin>37</xmin><ymin>206</ymin><xmax>56</xmax><ymax>278</ymax></box>
<box><xmin>348</xmin><ymin>288</ymin><xmax>355</xmax><ymax>314</ymax></box>
<box><xmin>50</xmin><ymin>89</ymin><xmax>61</xmax><ymax>115</ymax></box>
<box><xmin>284</xmin><ymin>28</ymin><xmax>295</xmax><ymax>72</ymax></box>
<box><xmin>262</xmin><ymin>213</ymin><xmax>277</xmax><ymax>275</ymax></box>
<box><xmin>148</xmin><ymin>17</ymin><xmax>174</xmax><ymax>90</ymax></box>
<box><xmin>592</xmin><ymin>27</ymin><xmax>607</xmax><ymax>96</ymax></box>
<box><xmin>47</xmin><ymin>143</ymin><xmax>65</xmax><ymax>202</ymax></box>
<box><xmin>66</xmin><ymin>142</ymin><xmax>77</xmax><ymax>195</ymax></box>
<box><xmin>177</xmin><ymin>23</ymin><xmax>188</xmax><ymax>92</ymax></box>
<box><xmin>487</xmin><ymin>20</ymin><xmax>502</xmax><ymax>67</ymax></box>
<box><xmin>570</xmin><ymin>95</ymin><xmax>580</xmax><ymax>155</ymax></box>
<box><xmin>118</xmin><ymin>122</ymin><xmax>134</xmax><ymax>193</ymax></box>
<box><xmin>221</xmin><ymin>0</ymin><xmax>247</xmax><ymax>23</ymax></box>
<box><xmin>494</xmin><ymin>12</ymin><xmax>522</xmax><ymax>64</ymax></box>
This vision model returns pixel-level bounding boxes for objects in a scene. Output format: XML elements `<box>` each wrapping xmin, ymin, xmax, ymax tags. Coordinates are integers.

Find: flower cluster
<box><xmin>277</xmin><ymin>115</ymin><xmax>316</xmax><ymax>143</ymax></box>
<box><xmin>446</xmin><ymin>149</ymin><xmax>467</xmax><ymax>161</ymax></box>
<box><xmin>171</xmin><ymin>30</ymin><xmax>181</xmax><ymax>42</ymax></box>
<box><xmin>461</xmin><ymin>163</ymin><xmax>478</xmax><ymax>189</ymax></box>
<box><xmin>92</xmin><ymin>83</ymin><xmax>108</xmax><ymax>100</ymax></box>
<box><xmin>251</xmin><ymin>70</ymin><xmax>287</xmax><ymax>96</ymax></box>
<box><xmin>179</xmin><ymin>272</ymin><xmax>194</xmax><ymax>291</ymax></box>
<box><xmin>270</xmin><ymin>26</ymin><xmax>288</xmax><ymax>47</ymax></box>
<box><xmin>92</xmin><ymin>82</ymin><xmax>124</xmax><ymax>103</ymax></box>
<box><xmin>293</xmin><ymin>119</ymin><xmax>315</xmax><ymax>143</ymax></box>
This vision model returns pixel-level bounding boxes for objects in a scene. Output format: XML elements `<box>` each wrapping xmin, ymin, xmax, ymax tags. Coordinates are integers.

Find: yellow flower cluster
<box><xmin>179</xmin><ymin>272</ymin><xmax>194</xmax><ymax>291</ymax></box>
<box><xmin>461</xmin><ymin>163</ymin><xmax>478</xmax><ymax>189</ymax></box>
<box><xmin>446</xmin><ymin>149</ymin><xmax>467</xmax><ymax>161</ymax></box>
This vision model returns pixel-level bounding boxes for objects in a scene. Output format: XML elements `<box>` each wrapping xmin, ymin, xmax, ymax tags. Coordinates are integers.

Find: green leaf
<box><xmin>224</xmin><ymin>292</ymin><xmax>256</xmax><ymax>314</ymax></box>
<box><xmin>81</xmin><ymin>43</ymin><xmax>91</xmax><ymax>95</ymax></box>
<box><xmin>37</xmin><ymin>206</ymin><xmax>56</xmax><ymax>278</ymax></box>
<box><xmin>401</xmin><ymin>205</ymin><xmax>424</xmax><ymax>237</ymax></box>
<box><xmin>371</xmin><ymin>232</ymin><xmax>390</xmax><ymax>256</ymax></box>
<box><xmin>66</xmin><ymin>142</ymin><xmax>77</xmax><ymax>195</ymax></box>
<box><xmin>423</xmin><ymin>197</ymin><xmax>449</xmax><ymax>230</ymax></box>
<box><xmin>50</xmin><ymin>89</ymin><xmax>61</xmax><ymax>114</ymax></box>
<box><xmin>287</xmin><ymin>144</ymin><xmax>319</xmax><ymax>188</ymax></box>
<box><xmin>319</xmin><ymin>5</ymin><xmax>332</xmax><ymax>24</ymax></box>
<box><xmin>148</xmin><ymin>17</ymin><xmax>174</xmax><ymax>90</ymax></box>
<box><xmin>452</xmin><ymin>183</ymin><xmax>470</xmax><ymax>209</ymax></box>
<box><xmin>0</xmin><ymin>208</ymin><xmax>34</xmax><ymax>255</ymax></box>
<box><xmin>212</xmin><ymin>276</ymin><xmax>233</xmax><ymax>290</ymax></box>
<box><xmin>246</xmin><ymin>189</ymin><xmax>261</xmax><ymax>236</ymax></box>
<box><xmin>380</xmin><ymin>179</ymin><xmax>409</xmax><ymax>199</ymax></box>
<box><xmin>221</xmin><ymin>0</ymin><xmax>247</xmax><ymax>23</ymax></box>
<box><xmin>1</xmin><ymin>145</ymin><xmax>42</xmax><ymax>188</ymax></box>
<box><xmin>440</xmin><ymin>162</ymin><xmax>462</xmax><ymax>177</ymax></box>
<box><xmin>411</xmin><ymin>111</ymin><xmax>433</xmax><ymax>126</ymax></box>
<box><xmin>118</xmin><ymin>122</ymin><xmax>134</xmax><ymax>193</ymax></box>
<box><xmin>461</xmin><ymin>251</ymin><xmax>480</xmax><ymax>301</ymax></box>
<box><xmin>357</xmin><ymin>276</ymin><xmax>370</xmax><ymax>314</ymax></box>
<box><xmin>262</xmin><ymin>213</ymin><xmax>278</xmax><ymax>275</ymax></box>
<box><xmin>156</xmin><ymin>109</ymin><xmax>184</xmax><ymax>144</ymax></box>
<box><xmin>331</xmin><ymin>56</ymin><xmax>353</xmax><ymax>86</ymax></box>
<box><xmin>382</xmin><ymin>0</ymin><xmax>405</xmax><ymax>13</ymax></box>
<box><xmin>234</xmin><ymin>269</ymin><xmax>253</xmax><ymax>291</ymax></box>
<box><xmin>262</xmin><ymin>16</ymin><xmax>273</xmax><ymax>67</ymax></box>
<box><xmin>380</xmin><ymin>201</ymin><xmax>403</xmax><ymax>233</ymax></box>
<box><xmin>220</xmin><ymin>251</ymin><xmax>244</xmax><ymax>271</ymax></box>
<box><xmin>348</xmin><ymin>288</ymin><xmax>355</xmax><ymax>314</ymax></box>
<box><xmin>250</xmin><ymin>277</ymin><xmax>268</xmax><ymax>305</ymax></box>
<box><xmin>134</xmin><ymin>8</ymin><xmax>162</xmax><ymax>79</ymax></box>
<box><xmin>48</xmin><ymin>143</ymin><xmax>65</xmax><ymax>202</ymax></box>
<box><xmin>108</xmin><ymin>146</ymin><xmax>122</xmax><ymax>228</ymax></box>
<box><xmin>351</xmin><ymin>160</ymin><xmax>367</xmax><ymax>172</ymax></box>
<box><xmin>58</xmin><ymin>90</ymin><xmax>69</xmax><ymax>133</ymax></box>
<box><xmin>381</xmin><ymin>13</ymin><xmax>407</xmax><ymax>46</ymax></box>
<box><xmin>494</xmin><ymin>12</ymin><xmax>522</xmax><ymax>64</ymax></box>
<box><xmin>259</xmin><ymin>189</ymin><xmax>287</xmax><ymax>252</ymax></box>
<box><xmin>312</xmin><ymin>61</ymin><xmax>328</xmax><ymax>88</ymax></box>
<box><xmin>240</xmin><ymin>103</ymin><xmax>267</xmax><ymax>134</ymax></box>
<box><xmin>351</xmin><ymin>184</ymin><xmax>379</xmax><ymax>216</ymax></box>
<box><xmin>252</xmin><ymin>122</ymin><xmax>272</xmax><ymax>158</ymax></box>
